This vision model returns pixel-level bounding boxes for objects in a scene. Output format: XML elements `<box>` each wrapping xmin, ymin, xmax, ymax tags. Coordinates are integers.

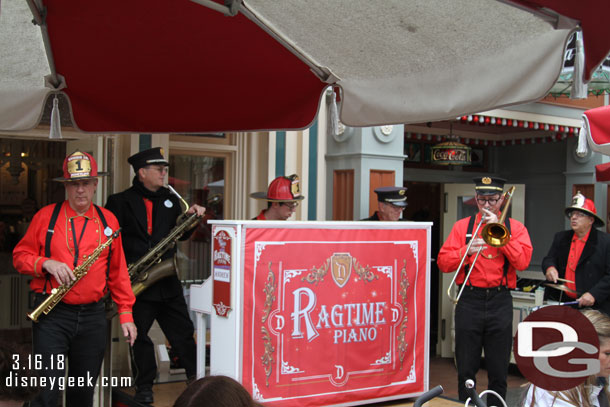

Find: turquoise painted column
<box><xmin>275</xmin><ymin>131</ymin><xmax>286</xmax><ymax>177</ymax></box>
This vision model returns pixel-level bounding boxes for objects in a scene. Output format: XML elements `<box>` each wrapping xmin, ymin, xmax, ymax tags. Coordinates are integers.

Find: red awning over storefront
<box><xmin>596</xmin><ymin>162</ymin><xmax>610</xmax><ymax>183</ymax></box>
<box><xmin>581</xmin><ymin>105</ymin><xmax>610</xmax><ymax>156</ymax></box>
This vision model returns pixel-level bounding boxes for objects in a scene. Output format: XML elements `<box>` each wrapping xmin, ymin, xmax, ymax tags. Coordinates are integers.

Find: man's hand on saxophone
<box><xmin>187</xmin><ymin>204</ymin><xmax>206</xmax><ymax>217</ymax></box>
<box><xmin>42</xmin><ymin>259</ymin><xmax>76</xmax><ymax>285</ymax></box>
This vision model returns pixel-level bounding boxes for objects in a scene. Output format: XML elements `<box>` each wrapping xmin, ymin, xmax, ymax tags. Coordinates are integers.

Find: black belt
<box><xmin>34</xmin><ymin>293</ymin><xmax>104</xmax><ymax>311</ymax></box>
<box><xmin>458</xmin><ymin>285</ymin><xmax>508</xmax><ymax>293</ymax></box>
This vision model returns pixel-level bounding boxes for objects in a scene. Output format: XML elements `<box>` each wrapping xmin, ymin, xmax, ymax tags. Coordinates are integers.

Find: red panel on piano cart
<box><xmin>242</xmin><ymin>226</ymin><xmax>429</xmax><ymax>406</ymax></box>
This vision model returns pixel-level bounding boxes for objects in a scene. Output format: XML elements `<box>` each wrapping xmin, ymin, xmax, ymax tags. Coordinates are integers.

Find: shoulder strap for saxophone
<box><xmin>42</xmin><ymin>202</ymin><xmax>63</xmax><ymax>294</ymax></box>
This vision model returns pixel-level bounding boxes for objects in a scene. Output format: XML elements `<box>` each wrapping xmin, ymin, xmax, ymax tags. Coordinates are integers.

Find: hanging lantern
<box><xmin>431</xmin><ymin>124</ymin><xmax>472</xmax><ymax>166</ymax></box>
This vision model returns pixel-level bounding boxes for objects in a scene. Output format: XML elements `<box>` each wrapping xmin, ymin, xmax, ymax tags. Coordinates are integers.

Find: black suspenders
<box><xmin>465</xmin><ymin>215</ymin><xmax>511</xmax><ymax>287</ymax></box>
<box><xmin>44</xmin><ymin>202</ymin><xmax>113</xmax><ymax>293</ymax></box>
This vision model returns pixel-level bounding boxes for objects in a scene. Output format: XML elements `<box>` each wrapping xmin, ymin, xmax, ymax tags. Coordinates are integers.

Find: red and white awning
<box><xmin>458</xmin><ymin>114</ymin><xmax>579</xmax><ymax>135</ymax></box>
<box><xmin>579</xmin><ymin>105</ymin><xmax>610</xmax><ymax>156</ymax></box>
<box><xmin>595</xmin><ymin>161</ymin><xmax>610</xmax><ymax>183</ymax></box>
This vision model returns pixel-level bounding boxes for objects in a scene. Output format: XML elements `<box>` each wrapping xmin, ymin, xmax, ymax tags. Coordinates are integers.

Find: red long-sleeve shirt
<box><xmin>13</xmin><ymin>201</ymin><xmax>135</xmax><ymax>324</ymax></box>
<box><xmin>562</xmin><ymin>230</ymin><xmax>591</xmax><ymax>297</ymax></box>
<box><xmin>437</xmin><ymin>212</ymin><xmax>532</xmax><ymax>288</ymax></box>
<box><xmin>255</xmin><ymin>210</ymin><xmax>267</xmax><ymax>220</ymax></box>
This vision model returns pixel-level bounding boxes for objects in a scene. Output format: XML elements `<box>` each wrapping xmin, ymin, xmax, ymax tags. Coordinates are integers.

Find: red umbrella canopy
<box><xmin>2</xmin><ymin>0</ymin><xmax>609</xmax><ymax>133</ymax></box>
<box><xmin>511</xmin><ymin>0</ymin><xmax>610</xmax><ymax>82</ymax></box>
<box><xmin>47</xmin><ymin>0</ymin><xmax>325</xmax><ymax>133</ymax></box>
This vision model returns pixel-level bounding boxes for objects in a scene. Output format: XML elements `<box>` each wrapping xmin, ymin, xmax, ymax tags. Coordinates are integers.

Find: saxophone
<box><xmin>129</xmin><ymin>211</ymin><xmax>201</xmax><ymax>296</ymax></box>
<box><xmin>128</xmin><ymin>185</ymin><xmax>202</xmax><ymax>296</ymax></box>
<box><xmin>28</xmin><ymin>229</ymin><xmax>121</xmax><ymax>322</ymax></box>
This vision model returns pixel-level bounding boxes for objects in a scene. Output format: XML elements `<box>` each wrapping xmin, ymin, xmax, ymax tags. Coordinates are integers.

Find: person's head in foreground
<box><xmin>173</xmin><ymin>375</ymin><xmax>263</xmax><ymax>407</ymax></box>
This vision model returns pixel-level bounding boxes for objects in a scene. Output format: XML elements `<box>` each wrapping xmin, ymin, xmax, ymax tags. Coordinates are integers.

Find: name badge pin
<box><xmin>164</xmin><ymin>199</ymin><xmax>173</xmax><ymax>208</ymax></box>
<box><xmin>104</xmin><ymin>227</ymin><xmax>113</xmax><ymax>237</ymax></box>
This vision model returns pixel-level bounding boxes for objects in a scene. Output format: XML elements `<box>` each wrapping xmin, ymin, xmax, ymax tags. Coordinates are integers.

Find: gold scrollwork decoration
<box><xmin>353</xmin><ymin>258</ymin><xmax>378</xmax><ymax>283</ymax></box>
<box><xmin>262</xmin><ymin>262</ymin><xmax>276</xmax><ymax>324</ymax></box>
<box><xmin>301</xmin><ymin>258</ymin><xmax>330</xmax><ymax>285</ymax></box>
<box><xmin>397</xmin><ymin>259</ymin><xmax>410</xmax><ymax>368</ymax></box>
<box><xmin>261</xmin><ymin>326</ymin><xmax>275</xmax><ymax>386</ymax></box>
<box><xmin>261</xmin><ymin>262</ymin><xmax>276</xmax><ymax>386</ymax></box>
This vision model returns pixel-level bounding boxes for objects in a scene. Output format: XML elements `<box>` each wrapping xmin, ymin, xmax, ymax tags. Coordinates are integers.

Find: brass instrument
<box><xmin>131</xmin><ymin>255</ymin><xmax>179</xmax><ymax>296</ymax></box>
<box><xmin>28</xmin><ymin>229</ymin><xmax>121</xmax><ymax>322</ymax></box>
<box><xmin>447</xmin><ymin>186</ymin><xmax>516</xmax><ymax>304</ymax></box>
<box><xmin>128</xmin><ymin>185</ymin><xmax>201</xmax><ymax>295</ymax></box>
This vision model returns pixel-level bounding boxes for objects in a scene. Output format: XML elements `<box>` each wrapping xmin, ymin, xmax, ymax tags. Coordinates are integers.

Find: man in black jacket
<box><xmin>361</xmin><ymin>186</ymin><xmax>407</xmax><ymax>221</ymax></box>
<box><xmin>106</xmin><ymin>147</ymin><xmax>205</xmax><ymax>404</ymax></box>
<box><xmin>542</xmin><ymin>192</ymin><xmax>610</xmax><ymax>315</ymax></box>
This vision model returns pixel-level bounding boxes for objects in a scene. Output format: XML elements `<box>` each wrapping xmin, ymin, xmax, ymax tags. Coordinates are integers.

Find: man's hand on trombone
<box><xmin>187</xmin><ymin>204</ymin><xmax>206</xmax><ymax>217</ymax></box>
<box><xmin>467</xmin><ymin>238</ymin><xmax>487</xmax><ymax>256</ymax></box>
<box><xmin>480</xmin><ymin>207</ymin><xmax>499</xmax><ymax>224</ymax></box>
<box><xmin>465</xmin><ymin>208</ymin><xmax>500</xmax><ymax>256</ymax></box>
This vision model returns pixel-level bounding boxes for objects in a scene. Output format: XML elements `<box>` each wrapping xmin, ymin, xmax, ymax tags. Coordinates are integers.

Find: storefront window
<box><xmin>458</xmin><ymin>196</ymin><xmax>478</xmax><ymax>220</ymax></box>
<box><xmin>169</xmin><ymin>154</ymin><xmax>224</xmax><ymax>283</ymax></box>
<box><xmin>0</xmin><ymin>138</ymin><xmax>65</xmax><ymax>334</ymax></box>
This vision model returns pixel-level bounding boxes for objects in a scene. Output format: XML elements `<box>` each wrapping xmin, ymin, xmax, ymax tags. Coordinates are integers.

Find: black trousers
<box><xmin>131</xmin><ymin>295</ymin><xmax>196</xmax><ymax>389</ymax></box>
<box><xmin>454</xmin><ymin>286</ymin><xmax>513</xmax><ymax>407</ymax></box>
<box><xmin>30</xmin><ymin>294</ymin><xmax>107</xmax><ymax>407</ymax></box>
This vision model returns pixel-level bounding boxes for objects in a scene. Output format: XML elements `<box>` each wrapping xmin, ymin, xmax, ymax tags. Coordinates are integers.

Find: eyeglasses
<box><xmin>382</xmin><ymin>202</ymin><xmax>404</xmax><ymax>210</ymax></box>
<box><xmin>568</xmin><ymin>211</ymin><xmax>589</xmax><ymax>219</ymax></box>
<box><xmin>476</xmin><ymin>196</ymin><xmax>500</xmax><ymax>206</ymax></box>
<box><xmin>146</xmin><ymin>165</ymin><xmax>168</xmax><ymax>174</ymax></box>
<box><xmin>281</xmin><ymin>202</ymin><xmax>299</xmax><ymax>209</ymax></box>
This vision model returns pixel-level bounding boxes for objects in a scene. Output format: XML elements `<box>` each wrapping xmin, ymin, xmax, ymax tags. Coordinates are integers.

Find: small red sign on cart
<box><xmin>212</xmin><ymin>229</ymin><xmax>232</xmax><ymax>317</ymax></box>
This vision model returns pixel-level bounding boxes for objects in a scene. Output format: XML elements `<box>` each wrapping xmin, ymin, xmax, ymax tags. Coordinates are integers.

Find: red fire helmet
<box><xmin>53</xmin><ymin>150</ymin><xmax>108</xmax><ymax>182</ymax></box>
<box><xmin>564</xmin><ymin>191</ymin><xmax>604</xmax><ymax>227</ymax></box>
<box><xmin>250</xmin><ymin>174</ymin><xmax>305</xmax><ymax>202</ymax></box>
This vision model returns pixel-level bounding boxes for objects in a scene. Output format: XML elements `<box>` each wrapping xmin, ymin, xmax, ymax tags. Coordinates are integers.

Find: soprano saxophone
<box><xmin>28</xmin><ymin>229</ymin><xmax>121</xmax><ymax>322</ymax></box>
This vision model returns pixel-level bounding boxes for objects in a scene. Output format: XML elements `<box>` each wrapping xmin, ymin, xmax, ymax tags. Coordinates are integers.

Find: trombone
<box><xmin>447</xmin><ymin>186</ymin><xmax>515</xmax><ymax>304</ymax></box>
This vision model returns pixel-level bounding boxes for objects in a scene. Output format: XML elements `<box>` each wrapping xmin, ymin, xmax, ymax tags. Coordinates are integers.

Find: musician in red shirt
<box><xmin>251</xmin><ymin>174</ymin><xmax>305</xmax><ymax>220</ymax></box>
<box><xmin>438</xmin><ymin>176</ymin><xmax>532</xmax><ymax>406</ymax></box>
<box><xmin>542</xmin><ymin>192</ymin><xmax>610</xmax><ymax>314</ymax></box>
<box><xmin>13</xmin><ymin>151</ymin><xmax>136</xmax><ymax>407</ymax></box>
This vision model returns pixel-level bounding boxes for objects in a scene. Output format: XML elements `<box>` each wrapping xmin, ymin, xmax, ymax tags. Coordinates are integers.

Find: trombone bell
<box><xmin>481</xmin><ymin>223</ymin><xmax>509</xmax><ymax>247</ymax></box>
